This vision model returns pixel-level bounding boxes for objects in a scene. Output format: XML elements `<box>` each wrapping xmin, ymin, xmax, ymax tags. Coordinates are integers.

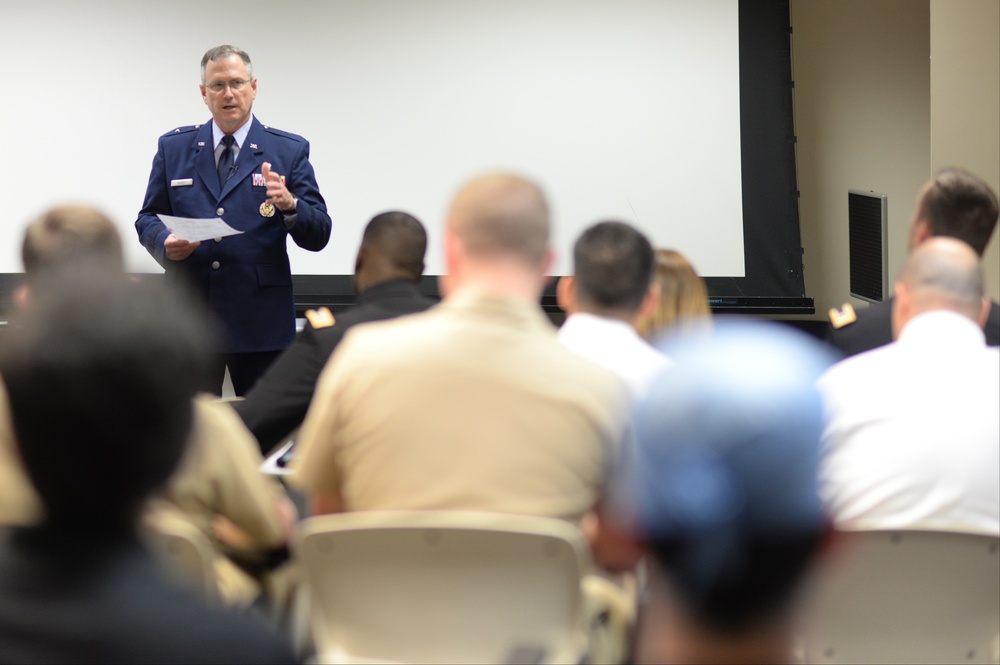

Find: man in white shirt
<box><xmin>557</xmin><ymin>220</ymin><xmax>673</xmax><ymax>398</ymax></box>
<box><xmin>818</xmin><ymin>237</ymin><xmax>999</xmax><ymax>534</ymax></box>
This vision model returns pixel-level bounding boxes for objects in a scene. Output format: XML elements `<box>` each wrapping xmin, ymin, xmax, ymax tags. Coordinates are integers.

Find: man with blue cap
<box><xmin>593</xmin><ymin>320</ymin><xmax>835</xmax><ymax>664</ymax></box>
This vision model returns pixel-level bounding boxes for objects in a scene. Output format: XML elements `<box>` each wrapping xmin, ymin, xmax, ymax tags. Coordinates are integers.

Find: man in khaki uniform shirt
<box><xmin>292</xmin><ymin>174</ymin><xmax>630</xmax><ymax>524</ymax></box>
<box><xmin>147</xmin><ymin>395</ymin><xmax>294</xmax><ymax>606</ymax></box>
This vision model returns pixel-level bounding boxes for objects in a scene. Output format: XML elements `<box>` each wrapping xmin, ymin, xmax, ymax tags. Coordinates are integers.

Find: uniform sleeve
<box><xmin>234</xmin><ymin>323</ymin><xmax>340</xmax><ymax>454</ymax></box>
<box><xmin>168</xmin><ymin>395</ymin><xmax>288</xmax><ymax>549</ymax></box>
<box><xmin>826</xmin><ymin>301</ymin><xmax>893</xmax><ymax>358</ymax></box>
<box><xmin>281</xmin><ymin>138</ymin><xmax>331</xmax><ymax>252</ymax></box>
<box><xmin>288</xmin><ymin>332</ymin><xmax>357</xmax><ymax>496</ymax></box>
<box><xmin>135</xmin><ymin>136</ymin><xmax>174</xmax><ymax>266</ymax></box>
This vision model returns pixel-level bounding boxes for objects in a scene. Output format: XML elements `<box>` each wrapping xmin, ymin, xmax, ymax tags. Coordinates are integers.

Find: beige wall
<box><xmin>790</xmin><ymin>0</ymin><xmax>1000</xmax><ymax>321</ymax></box>
<box><xmin>790</xmin><ymin>1</ymin><xmax>931</xmax><ymax>321</ymax></box>
<box><xmin>930</xmin><ymin>0</ymin><xmax>1000</xmax><ymax>301</ymax></box>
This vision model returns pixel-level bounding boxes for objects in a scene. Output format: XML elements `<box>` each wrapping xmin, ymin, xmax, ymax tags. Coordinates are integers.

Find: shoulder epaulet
<box><xmin>262</xmin><ymin>125</ymin><xmax>306</xmax><ymax>142</ymax></box>
<box><xmin>828</xmin><ymin>303</ymin><xmax>857</xmax><ymax>329</ymax></box>
<box><xmin>161</xmin><ymin>124</ymin><xmax>201</xmax><ymax>138</ymax></box>
<box><xmin>305</xmin><ymin>307</ymin><xmax>336</xmax><ymax>329</ymax></box>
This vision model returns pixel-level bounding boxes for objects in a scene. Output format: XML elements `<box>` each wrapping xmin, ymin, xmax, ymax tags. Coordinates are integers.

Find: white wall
<box><xmin>1</xmin><ymin>0</ymin><xmax>745</xmax><ymax>279</ymax></box>
<box><xmin>791</xmin><ymin>0</ymin><xmax>1000</xmax><ymax>322</ymax></box>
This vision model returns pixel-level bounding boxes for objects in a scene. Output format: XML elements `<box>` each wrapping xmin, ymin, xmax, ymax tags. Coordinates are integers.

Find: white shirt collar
<box><xmin>560</xmin><ymin>312</ymin><xmax>639</xmax><ymax>339</ymax></box>
<box><xmin>212</xmin><ymin>114</ymin><xmax>254</xmax><ymax>150</ymax></box>
<box><xmin>897</xmin><ymin>309</ymin><xmax>986</xmax><ymax>347</ymax></box>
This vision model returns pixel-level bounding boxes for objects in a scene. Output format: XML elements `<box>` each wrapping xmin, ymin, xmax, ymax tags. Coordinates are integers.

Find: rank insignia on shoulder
<box><xmin>828</xmin><ymin>303</ymin><xmax>857</xmax><ymax>329</ymax></box>
<box><xmin>305</xmin><ymin>307</ymin><xmax>336</xmax><ymax>329</ymax></box>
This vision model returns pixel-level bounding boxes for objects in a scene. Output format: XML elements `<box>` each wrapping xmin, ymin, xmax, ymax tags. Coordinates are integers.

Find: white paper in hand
<box><xmin>157</xmin><ymin>214</ymin><xmax>243</xmax><ymax>243</ymax></box>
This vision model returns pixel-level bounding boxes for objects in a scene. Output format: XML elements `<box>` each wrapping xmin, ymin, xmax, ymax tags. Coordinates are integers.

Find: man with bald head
<box><xmin>818</xmin><ymin>237</ymin><xmax>999</xmax><ymax>533</ymax></box>
<box><xmin>829</xmin><ymin>167</ymin><xmax>999</xmax><ymax>355</ymax></box>
<box><xmin>234</xmin><ymin>211</ymin><xmax>436</xmax><ymax>454</ymax></box>
<box><xmin>291</xmin><ymin>174</ymin><xmax>629</xmax><ymax>523</ymax></box>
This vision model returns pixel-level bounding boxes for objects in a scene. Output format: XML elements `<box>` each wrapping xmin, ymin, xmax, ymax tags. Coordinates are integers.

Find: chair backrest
<box><xmin>797</xmin><ymin>526</ymin><xmax>1000</xmax><ymax>664</ymax></box>
<box><xmin>143</xmin><ymin>512</ymin><xmax>218</xmax><ymax>606</ymax></box>
<box><xmin>296</xmin><ymin>510</ymin><xmax>592</xmax><ymax>664</ymax></box>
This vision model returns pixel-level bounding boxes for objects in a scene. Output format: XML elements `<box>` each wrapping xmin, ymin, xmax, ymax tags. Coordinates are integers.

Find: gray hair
<box><xmin>200</xmin><ymin>45</ymin><xmax>253</xmax><ymax>84</ymax></box>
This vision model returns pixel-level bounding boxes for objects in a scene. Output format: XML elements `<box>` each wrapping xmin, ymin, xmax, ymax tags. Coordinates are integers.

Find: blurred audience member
<box><xmin>0</xmin><ymin>382</ymin><xmax>34</xmax><ymax>527</ymax></box>
<box><xmin>818</xmin><ymin>237</ymin><xmax>999</xmax><ymax>533</ymax></box>
<box><xmin>0</xmin><ymin>270</ymin><xmax>295</xmax><ymax>663</ymax></box>
<box><xmin>0</xmin><ymin>205</ymin><xmax>295</xmax><ymax>612</ymax></box>
<box><xmin>1</xmin><ymin>204</ymin><xmax>125</xmax><ymax>527</ymax></box>
<box><xmin>557</xmin><ymin>221</ymin><xmax>672</xmax><ymax>398</ymax></box>
<box><xmin>828</xmin><ymin>167</ymin><xmax>999</xmax><ymax>355</ymax></box>
<box><xmin>145</xmin><ymin>395</ymin><xmax>297</xmax><ymax>610</ymax></box>
<box><xmin>235</xmin><ymin>211</ymin><xmax>435</xmax><ymax>454</ymax></box>
<box><xmin>292</xmin><ymin>173</ymin><xmax>630</xmax><ymax>524</ymax></box>
<box><xmin>637</xmin><ymin>248</ymin><xmax>711</xmax><ymax>343</ymax></box>
<box><xmin>595</xmin><ymin>320</ymin><xmax>834</xmax><ymax>664</ymax></box>
<box><xmin>18</xmin><ymin>204</ymin><xmax>124</xmax><ymax>284</ymax></box>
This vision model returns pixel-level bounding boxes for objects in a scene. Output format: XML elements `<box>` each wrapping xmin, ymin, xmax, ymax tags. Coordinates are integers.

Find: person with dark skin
<box><xmin>234</xmin><ymin>211</ymin><xmax>435</xmax><ymax>454</ymax></box>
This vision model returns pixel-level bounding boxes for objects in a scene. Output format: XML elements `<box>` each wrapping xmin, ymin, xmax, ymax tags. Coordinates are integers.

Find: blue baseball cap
<box><xmin>613</xmin><ymin>318</ymin><xmax>835</xmax><ymax>598</ymax></box>
<box><xmin>629</xmin><ymin>319</ymin><xmax>834</xmax><ymax>537</ymax></box>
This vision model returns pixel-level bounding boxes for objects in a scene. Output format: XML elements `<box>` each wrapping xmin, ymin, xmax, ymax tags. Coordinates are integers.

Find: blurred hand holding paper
<box><xmin>157</xmin><ymin>214</ymin><xmax>243</xmax><ymax>242</ymax></box>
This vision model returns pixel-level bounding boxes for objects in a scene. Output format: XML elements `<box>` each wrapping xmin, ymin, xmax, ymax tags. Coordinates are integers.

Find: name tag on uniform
<box><xmin>170</xmin><ymin>178</ymin><xmax>194</xmax><ymax>187</ymax></box>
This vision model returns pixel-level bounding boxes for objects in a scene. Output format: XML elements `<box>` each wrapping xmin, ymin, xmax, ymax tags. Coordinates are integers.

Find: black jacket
<box><xmin>827</xmin><ymin>296</ymin><xmax>1000</xmax><ymax>358</ymax></box>
<box><xmin>234</xmin><ymin>279</ymin><xmax>436</xmax><ymax>453</ymax></box>
<box><xmin>0</xmin><ymin>527</ymin><xmax>296</xmax><ymax>664</ymax></box>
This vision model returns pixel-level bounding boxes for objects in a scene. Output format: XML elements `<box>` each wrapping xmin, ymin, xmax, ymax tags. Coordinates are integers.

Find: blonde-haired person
<box><xmin>638</xmin><ymin>248</ymin><xmax>712</xmax><ymax>342</ymax></box>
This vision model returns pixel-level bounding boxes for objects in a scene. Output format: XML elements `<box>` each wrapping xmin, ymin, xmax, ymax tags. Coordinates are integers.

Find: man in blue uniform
<box><xmin>136</xmin><ymin>45</ymin><xmax>332</xmax><ymax>395</ymax></box>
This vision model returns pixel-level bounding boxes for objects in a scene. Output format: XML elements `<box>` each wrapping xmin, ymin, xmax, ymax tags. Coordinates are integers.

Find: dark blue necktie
<box><xmin>217</xmin><ymin>135</ymin><xmax>236</xmax><ymax>187</ymax></box>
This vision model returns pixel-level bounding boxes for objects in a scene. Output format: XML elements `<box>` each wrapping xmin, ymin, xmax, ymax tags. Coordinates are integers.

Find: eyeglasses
<box><xmin>206</xmin><ymin>78</ymin><xmax>251</xmax><ymax>93</ymax></box>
